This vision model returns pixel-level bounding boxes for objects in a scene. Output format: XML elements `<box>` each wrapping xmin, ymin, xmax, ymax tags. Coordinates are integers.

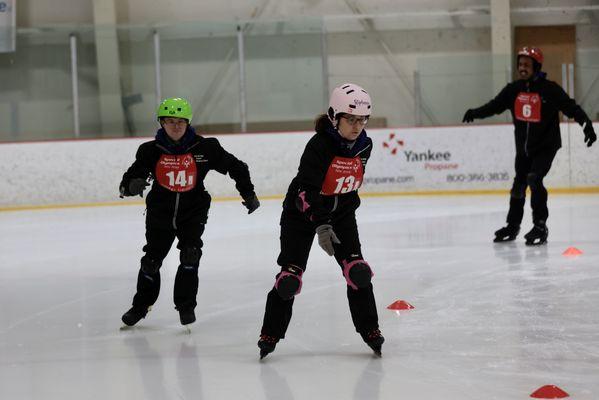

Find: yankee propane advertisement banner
<box><xmin>363</xmin><ymin>124</ymin><xmax>578</xmax><ymax>192</ymax></box>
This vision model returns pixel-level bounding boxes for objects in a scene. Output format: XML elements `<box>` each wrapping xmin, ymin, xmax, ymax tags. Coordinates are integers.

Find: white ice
<box><xmin>1</xmin><ymin>194</ymin><xmax>599</xmax><ymax>400</ymax></box>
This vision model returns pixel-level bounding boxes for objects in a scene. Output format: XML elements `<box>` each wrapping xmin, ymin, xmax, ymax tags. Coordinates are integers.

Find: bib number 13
<box><xmin>334</xmin><ymin>176</ymin><xmax>361</xmax><ymax>194</ymax></box>
<box><xmin>166</xmin><ymin>170</ymin><xmax>194</xmax><ymax>187</ymax></box>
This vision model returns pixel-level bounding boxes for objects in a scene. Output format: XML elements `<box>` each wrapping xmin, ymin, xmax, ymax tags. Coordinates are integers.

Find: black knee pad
<box><xmin>140</xmin><ymin>255</ymin><xmax>161</xmax><ymax>274</ymax></box>
<box><xmin>342</xmin><ymin>259</ymin><xmax>373</xmax><ymax>290</ymax></box>
<box><xmin>510</xmin><ymin>182</ymin><xmax>527</xmax><ymax>199</ymax></box>
<box><xmin>180</xmin><ymin>246</ymin><xmax>201</xmax><ymax>266</ymax></box>
<box><xmin>526</xmin><ymin>173</ymin><xmax>542</xmax><ymax>190</ymax></box>
<box><xmin>274</xmin><ymin>265</ymin><xmax>303</xmax><ymax>300</ymax></box>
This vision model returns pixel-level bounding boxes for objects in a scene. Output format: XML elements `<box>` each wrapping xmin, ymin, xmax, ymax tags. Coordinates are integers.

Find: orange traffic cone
<box><xmin>562</xmin><ymin>247</ymin><xmax>583</xmax><ymax>257</ymax></box>
<box><xmin>387</xmin><ymin>300</ymin><xmax>414</xmax><ymax>310</ymax></box>
<box><xmin>530</xmin><ymin>385</ymin><xmax>569</xmax><ymax>398</ymax></box>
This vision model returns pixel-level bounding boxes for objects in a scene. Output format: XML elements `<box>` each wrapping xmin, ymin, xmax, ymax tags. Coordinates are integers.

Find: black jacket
<box><xmin>120</xmin><ymin>128</ymin><xmax>255</xmax><ymax>222</ymax></box>
<box><xmin>470</xmin><ymin>74</ymin><xmax>590</xmax><ymax>155</ymax></box>
<box><xmin>284</xmin><ymin>118</ymin><xmax>373</xmax><ymax>226</ymax></box>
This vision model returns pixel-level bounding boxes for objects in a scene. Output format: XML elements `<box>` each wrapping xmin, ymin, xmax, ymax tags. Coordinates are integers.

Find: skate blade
<box><xmin>493</xmin><ymin>235</ymin><xmax>517</xmax><ymax>243</ymax></box>
<box><xmin>525</xmin><ymin>240</ymin><xmax>547</xmax><ymax>246</ymax></box>
<box><xmin>259</xmin><ymin>351</ymin><xmax>269</xmax><ymax>360</ymax></box>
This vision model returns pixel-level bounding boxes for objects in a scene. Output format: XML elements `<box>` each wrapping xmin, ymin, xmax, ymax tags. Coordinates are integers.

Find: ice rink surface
<box><xmin>1</xmin><ymin>194</ymin><xmax>598</xmax><ymax>400</ymax></box>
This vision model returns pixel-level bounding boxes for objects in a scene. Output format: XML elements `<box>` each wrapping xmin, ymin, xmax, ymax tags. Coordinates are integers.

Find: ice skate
<box><xmin>524</xmin><ymin>222</ymin><xmax>548</xmax><ymax>246</ymax></box>
<box><xmin>258</xmin><ymin>334</ymin><xmax>279</xmax><ymax>359</ymax></box>
<box><xmin>178</xmin><ymin>308</ymin><xmax>196</xmax><ymax>325</ymax></box>
<box><xmin>121</xmin><ymin>305</ymin><xmax>149</xmax><ymax>326</ymax></box>
<box><xmin>361</xmin><ymin>328</ymin><xmax>385</xmax><ymax>356</ymax></box>
<box><xmin>493</xmin><ymin>224</ymin><xmax>520</xmax><ymax>243</ymax></box>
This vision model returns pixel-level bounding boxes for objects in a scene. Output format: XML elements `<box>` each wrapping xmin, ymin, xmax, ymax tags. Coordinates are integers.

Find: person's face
<box><xmin>337</xmin><ymin>114</ymin><xmax>368</xmax><ymax>141</ymax></box>
<box><xmin>518</xmin><ymin>56</ymin><xmax>535</xmax><ymax>80</ymax></box>
<box><xmin>161</xmin><ymin>117</ymin><xmax>188</xmax><ymax>141</ymax></box>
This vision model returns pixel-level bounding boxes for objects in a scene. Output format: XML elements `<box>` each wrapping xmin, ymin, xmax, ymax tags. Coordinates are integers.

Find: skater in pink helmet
<box><xmin>463</xmin><ymin>47</ymin><xmax>596</xmax><ymax>245</ymax></box>
<box><xmin>257</xmin><ymin>83</ymin><xmax>384</xmax><ymax>358</ymax></box>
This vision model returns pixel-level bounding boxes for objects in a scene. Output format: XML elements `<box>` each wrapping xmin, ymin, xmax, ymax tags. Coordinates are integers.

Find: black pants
<box><xmin>506</xmin><ymin>149</ymin><xmax>558</xmax><ymax>226</ymax></box>
<box><xmin>131</xmin><ymin>208</ymin><xmax>207</xmax><ymax>311</ymax></box>
<box><xmin>260</xmin><ymin>207</ymin><xmax>379</xmax><ymax>339</ymax></box>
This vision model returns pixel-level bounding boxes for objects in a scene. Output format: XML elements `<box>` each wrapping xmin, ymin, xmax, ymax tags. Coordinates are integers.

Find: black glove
<box><xmin>315</xmin><ymin>224</ymin><xmax>341</xmax><ymax>256</ymax></box>
<box><xmin>583</xmin><ymin>121</ymin><xmax>596</xmax><ymax>147</ymax></box>
<box><xmin>128</xmin><ymin>178</ymin><xmax>149</xmax><ymax>197</ymax></box>
<box><xmin>242</xmin><ymin>194</ymin><xmax>260</xmax><ymax>214</ymax></box>
<box><xmin>462</xmin><ymin>109</ymin><xmax>475</xmax><ymax>123</ymax></box>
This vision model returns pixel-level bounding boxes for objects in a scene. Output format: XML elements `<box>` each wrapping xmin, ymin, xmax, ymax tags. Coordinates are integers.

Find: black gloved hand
<box><xmin>583</xmin><ymin>121</ymin><xmax>596</xmax><ymax>147</ymax></box>
<box><xmin>462</xmin><ymin>109</ymin><xmax>475</xmax><ymax>123</ymax></box>
<box><xmin>315</xmin><ymin>224</ymin><xmax>341</xmax><ymax>256</ymax></box>
<box><xmin>128</xmin><ymin>178</ymin><xmax>149</xmax><ymax>197</ymax></box>
<box><xmin>242</xmin><ymin>194</ymin><xmax>260</xmax><ymax>214</ymax></box>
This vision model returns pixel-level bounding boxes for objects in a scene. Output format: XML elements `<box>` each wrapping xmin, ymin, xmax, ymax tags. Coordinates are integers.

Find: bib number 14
<box><xmin>155</xmin><ymin>153</ymin><xmax>197</xmax><ymax>192</ymax></box>
<box><xmin>166</xmin><ymin>170</ymin><xmax>194</xmax><ymax>187</ymax></box>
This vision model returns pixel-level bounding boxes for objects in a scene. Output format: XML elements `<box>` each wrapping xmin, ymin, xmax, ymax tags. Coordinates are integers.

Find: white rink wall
<box><xmin>1</xmin><ymin>123</ymin><xmax>597</xmax><ymax>208</ymax></box>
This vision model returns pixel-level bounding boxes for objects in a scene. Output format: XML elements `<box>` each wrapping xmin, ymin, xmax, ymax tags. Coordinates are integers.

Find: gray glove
<box><xmin>315</xmin><ymin>224</ymin><xmax>341</xmax><ymax>256</ymax></box>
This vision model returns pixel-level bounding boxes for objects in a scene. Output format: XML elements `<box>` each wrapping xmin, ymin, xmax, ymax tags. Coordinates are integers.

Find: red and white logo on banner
<box><xmin>382</xmin><ymin>132</ymin><xmax>404</xmax><ymax>155</ymax></box>
<box><xmin>321</xmin><ymin>156</ymin><xmax>364</xmax><ymax>195</ymax></box>
<box><xmin>155</xmin><ymin>153</ymin><xmax>197</xmax><ymax>192</ymax></box>
<box><xmin>515</xmin><ymin>92</ymin><xmax>541</xmax><ymax>122</ymax></box>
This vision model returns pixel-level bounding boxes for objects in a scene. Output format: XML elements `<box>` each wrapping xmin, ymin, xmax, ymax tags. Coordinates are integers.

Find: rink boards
<box><xmin>0</xmin><ymin>123</ymin><xmax>597</xmax><ymax>208</ymax></box>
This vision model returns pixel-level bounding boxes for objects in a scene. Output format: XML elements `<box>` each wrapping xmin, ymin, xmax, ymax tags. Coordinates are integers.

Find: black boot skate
<box><xmin>524</xmin><ymin>222</ymin><xmax>548</xmax><ymax>246</ymax></box>
<box><xmin>258</xmin><ymin>334</ymin><xmax>279</xmax><ymax>359</ymax></box>
<box><xmin>178</xmin><ymin>308</ymin><xmax>196</xmax><ymax>325</ymax></box>
<box><xmin>361</xmin><ymin>328</ymin><xmax>385</xmax><ymax>356</ymax></box>
<box><xmin>493</xmin><ymin>224</ymin><xmax>520</xmax><ymax>243</ymax></box>
<box><xmin>122</xmin><ymin>305</ymin><xmax>149</xmax><ymax>326</ymax></box>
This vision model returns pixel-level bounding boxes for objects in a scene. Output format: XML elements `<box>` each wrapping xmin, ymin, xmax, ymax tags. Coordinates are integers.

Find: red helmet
<box><xmin>517</xmin><ymin>46</ymin><xmax>543</xmax><ymax>65</ymax></box>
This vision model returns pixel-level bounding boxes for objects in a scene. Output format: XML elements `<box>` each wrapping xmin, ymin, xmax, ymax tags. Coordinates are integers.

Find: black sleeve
<box><xmin>208</xmin><ymin>138</ymin><xmax>255</xmax><ymax>198</ymax></box>
<box><xmin>119</xmin><ymin>143</ymin><xmax>154</xmax><ymax>196</ymax></box>
<box><xmin>295</xmin><ymin>137</ymin><xmax>332</xmax><ymax>225</ymax></box>
<box><xmin>547</xmin><ymin>82</ymin><xmax>590</xmax><ymax>126</ymax></box>
<box><xmin>470</xmin><ymin>83</ymin><xmax>514</xmax><ymax>119</ymax></box>
<box><xmin>359</xmin><ymin>138</ymin><xmax>373</xmax><ymax>174</ymax></box>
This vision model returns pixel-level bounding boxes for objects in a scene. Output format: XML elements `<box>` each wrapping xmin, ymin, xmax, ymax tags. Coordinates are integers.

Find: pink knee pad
<box><xmin>342</xmin><ymin>259</ymin><xmax>374</xmax><ymax>290</ymax></box>
<box><xmin>274</xmin><ymin>267</ymin><xmax>303</xmax><ymax>299</ymax></box>
<box><xmin>297</xmin><ymin>191</ymin><xmax>310</xmax><ymax>212</ymax></box>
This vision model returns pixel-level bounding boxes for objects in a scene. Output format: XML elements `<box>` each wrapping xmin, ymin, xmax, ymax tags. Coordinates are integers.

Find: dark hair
<box><xmin>314</xmin><ymin>113</ymin><xmax>332</xmax><ymax>132</ymax></box>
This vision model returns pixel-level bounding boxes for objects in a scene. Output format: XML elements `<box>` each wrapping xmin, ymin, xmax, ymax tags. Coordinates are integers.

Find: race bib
<box><xmin>155</xmin><ymin>153</ymin><xmax>197</xmax><ymax>192</ymax></box>
<box><xmin>321</xmin><ymin>156</ymin><xmax>364</xmax><ymax>195</ymax></box>
<box><xmin>514</xmin><ymin>92</ymin><xmax>541</xmax><ymax>122</ymax></box>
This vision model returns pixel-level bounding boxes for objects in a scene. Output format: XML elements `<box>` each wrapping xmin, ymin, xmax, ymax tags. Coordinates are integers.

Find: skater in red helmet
<box><xmin>463</xmin><ymin>47</ymin><xmax>596</xmax><ymax>245</ymax></box>
<box><xmin>258</xmin><ymin>83</ymin><xmax>383</xmax><ymax>359</ymax></box>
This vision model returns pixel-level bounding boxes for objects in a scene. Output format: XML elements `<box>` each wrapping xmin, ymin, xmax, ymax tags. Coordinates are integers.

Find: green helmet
<box><xmin>156</xmin><ymin>97</ymin><xmax>193</xmax><ymax>122</ymax></box>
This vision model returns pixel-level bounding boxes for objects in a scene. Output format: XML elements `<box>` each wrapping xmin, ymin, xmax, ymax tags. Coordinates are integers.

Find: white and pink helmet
<box><xmin>327</xmin><ymin>83</ymin><xmax>372</xmax><ymax>126</ymax></box>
